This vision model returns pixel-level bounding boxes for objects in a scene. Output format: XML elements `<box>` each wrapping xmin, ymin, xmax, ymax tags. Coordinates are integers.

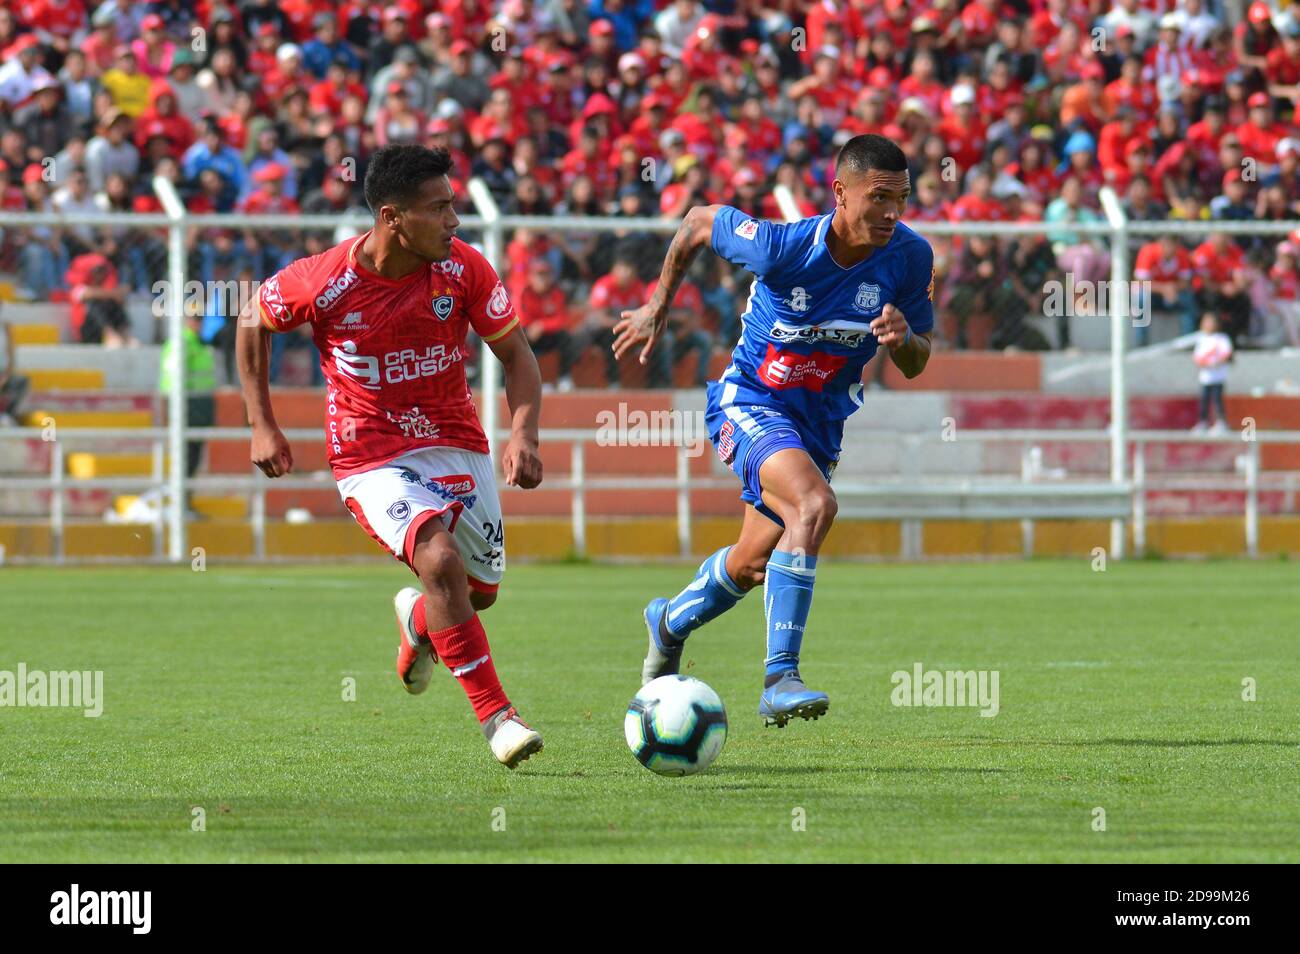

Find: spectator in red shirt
<box><xmin>586</xmin><ymin>252</ymin><xmax>659</xmax><ymax>387</ymax></box>
<box><xmin>898</xmin><ymin>49</ymin><xmax>945</xmax><ymax>117</ymax></box>
<box><xmin>1234</xmin><ymin>1</ymin><xmax>1277</xmax><ymax>74</ymax></box>
<box><xmin>516</xmin><ymin>258</ymin><xmax>581</xmax><ymax>390</ymax></box>
<box><xmin>1134</xmin><ymin>233</ymin><xmax>1197</xmax><ymax>342</ymax></box>
<box><xmin>66</xmin><ymin>252</ymin><xmax>132</xmax><ymax>346</ymax></box>
<box><xmin>239</xmin><ymin>162</ymin><xmax>301</xmax><ymax>275</ymax></box>
<box><xmin>1265</xmin><ymin>19</ymin><xmax>1300</xmax><ymax>103</ymax></box>
<box><xmin>644</xmin><ymin>274</ymin><xmax>713</xmax><ymax>387</ymax></box>
<box><xmin>1192</xmin><ymin>231</ymin><xmax>1252</xmax><ymax>339</ymax></box>
<box><xmin>936</xmin><ymin>84</ymin><xmax>987</xmax><ymax>174</ymax></box>
<box><xmin>1236</xmin><ymin>91</ymin><xmax>1297</xmax><ymax>173</ymax></box>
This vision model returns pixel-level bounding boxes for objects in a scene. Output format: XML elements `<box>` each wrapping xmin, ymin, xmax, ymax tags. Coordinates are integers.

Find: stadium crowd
<box><xmin>1</xmin><ymin>0</ymin><xmax>1300</xmax><ymax>392</ymax></box>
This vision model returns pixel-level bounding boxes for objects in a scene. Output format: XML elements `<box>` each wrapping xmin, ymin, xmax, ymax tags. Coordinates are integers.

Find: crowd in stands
<box><xmin>2</xmin><ymin>1</ymin><xmax>1300</xmax><ymax>392</ymax></box>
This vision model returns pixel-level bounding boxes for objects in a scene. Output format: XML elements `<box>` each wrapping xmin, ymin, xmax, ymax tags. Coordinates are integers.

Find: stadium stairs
<box><xmin>3</xmin><ymin>320</ymin><xmax>1299</xmax><ymax>561</ymax></box>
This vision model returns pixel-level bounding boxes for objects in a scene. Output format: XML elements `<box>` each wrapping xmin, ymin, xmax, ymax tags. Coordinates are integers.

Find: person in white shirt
<box><xmin>1169</xmin><ymin>0</ymin><xmax>1221</xmax><ymax>50</ymax></box>
<box><xmin>0</xmin><ymin>37</ymin><xmax>54</xmax><ymax>108</ymax></box>
<box><xmin>1103</xmin><ymin>0</ymin><xmax>1158</xmax><ymax>50</ymax></box>
<box><xmin>1192</xmin><ymin>312</ymin><xmax>1233</xmax><ymax>433</ymax></box>
<box><xmin>655</xmin><ymin>0</ymin><xmax>703</xmax><ymax>58</ymax></box>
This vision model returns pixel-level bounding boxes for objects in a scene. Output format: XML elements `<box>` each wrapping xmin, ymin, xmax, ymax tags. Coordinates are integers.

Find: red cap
<box><xmin>1124</xmin><ymin>139</ymin><xmax>1151</xmax><ymax>158</ymax></box>
<box><xmin>1249</xmin><ymin>2</ymin><xmax>1272</xmax><ymax>25</ymax></box>
<box><xmin>867</xmin><ymin>65</ymin><xmax>893</xmax><ymax>89</ymax></box>
<box><xmin>22</xmin><ymin>163</ymin><xmax>46</xmax><ymax>185</ymax></box>
<box><xmin>383</xmin><ymin>5</ymin><xmax>408</xmax><ymax>23</ymax></box>
<box><xmin>257</xmin><ymin>23</ymin><xmax>278</xmax><ymax>38</ymax></box>
<box><xmin>450</xmin><ymin>39</ymin><xmax>472</xmax><ymax>56</ymax></box>
<box><xmin>732</xmin><ymin>167</ymin><xmax>759</xmax><ymax>188</ymax></box>
<box><xmin>141</xmin><ymin>14</ymin><xmax>165</xmax><ymax>31</ymax></box>
<box><xmin>253</xmin><ymin>163</ymin><xmax>286</xmax><ymax>182</ymax></box>
<box><xmin>1249</xmin><ymin>91</ymin><xmax>1271</xmax><ymax>108</ymax></box>
<box><xmin>582</xmin><ymin>92</ymin><xmax>617</xmax><ymax>117</ymax></box>
<box><xmin>1082</xmin><ymin>61</ymin><xmax>1105</xmax><ymax>80</ymax></box>
<box><xmin>1223</xmin><ymin>169</ymin><xmax>1243</xmax><ymax>187</ymax></box>
<box><xmin>143</xmin><ymin>120</ymin><xmax>168</xmax><ymax>139</ymax></box>
<box><xmin>386</xmin><ymin>81</ymin><xmax>407</xmax><ymax>96</ymax></box>
<box><xmin>426</xmin><ymin>118</ymin><xmax>452</xmax><ymax>134</ymax></box>
<box><xmin>724</xmin><ymin>127</ymin><xmax>748</xmax><ymax>148</ymax></box>
<box><xmin>1115</xmin><ymin>24</ymin><xmax>1134</xmax><ymax>39</ymax></box>
<box><xmin>8</xmin><ymin>34</ymin><xmax>40</xmax><ymax>56</ymax></box>
<box><xmin>590</xmin><ymin>19</ymin><xmax>613</xmax><ymax>36</ymax></box>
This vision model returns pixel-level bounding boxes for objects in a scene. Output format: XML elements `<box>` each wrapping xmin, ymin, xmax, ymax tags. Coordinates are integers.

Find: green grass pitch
<box><xmin>1</xmin><ymin>559</ymin><xmax>1296</xmax><ymax>863</ymax></box>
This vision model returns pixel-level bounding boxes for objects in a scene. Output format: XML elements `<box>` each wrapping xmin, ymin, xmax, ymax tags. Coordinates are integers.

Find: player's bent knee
<box><xmin>792</xmin><ymin>489</ymin><xmax>837</xmax><ymax>541</ymax></box>
<box><xmin>469</xmin><ymin>588</ymin><xmax>497</xmax><ymax>611</ymax></box>
<box><xmin>412</xmin><ymin>538</ymin><xmax>466</xmax><ymax>594</ymax></box>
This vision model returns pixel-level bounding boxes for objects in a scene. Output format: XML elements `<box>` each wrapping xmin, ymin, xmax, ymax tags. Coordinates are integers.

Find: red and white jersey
<box><xmin>257</xmin><ymin>231</ymin><xmax>519</xmax><ymax>480</ymax></box>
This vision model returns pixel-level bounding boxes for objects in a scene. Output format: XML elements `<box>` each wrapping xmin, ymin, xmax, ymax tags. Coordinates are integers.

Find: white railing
<box><xmin>6</xmin><ymin>191</ymin><xmax>1300</xmax><ymax>562</ymax></box>
<box><xmin>2</xmin><ymin>425</ymin><xmax>1297</xmax><ymax>564</ymax></box>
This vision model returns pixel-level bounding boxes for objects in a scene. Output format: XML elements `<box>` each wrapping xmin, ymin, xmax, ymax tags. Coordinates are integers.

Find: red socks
<box><xmin>414</xmin><ymin>600</ymin><xmax>510</xmax><ymax>723</ymax></box>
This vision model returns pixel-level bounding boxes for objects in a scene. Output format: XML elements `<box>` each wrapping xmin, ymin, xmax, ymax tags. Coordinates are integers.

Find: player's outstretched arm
<box><xmin>612</xmin><ymin>203</ymin><xmax>722</xmax><ymax>364</ymax></box>
<box><xmin>870</xmin><ymin>303</ymin><xmax>932</xmax><ymax>379</ymax></box>
<box><xmin>235</xmin><ymin>298</ymin><xmax>294</xmax><ymax>478</ymax></box>
<box><xmin>488</xmin><ymin>327</ymin><xmax>543</xmax><ymax>489</ymax></box>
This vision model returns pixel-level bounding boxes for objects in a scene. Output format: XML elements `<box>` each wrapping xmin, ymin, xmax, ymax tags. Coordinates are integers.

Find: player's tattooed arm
<box><xmin>489</xmin><ymin>326</ymin><xmax>543</xmax><ymax>489</ymax></box>
<box><xmin>870</xmin><ymin>303</ymin><xmax>931</xmax><ymax>379</ymax></box>
<box><xmin>613</xmin><ymin>204</ymin><xmax>722</xmax><ymax>364</ymax></box>
<box><xmin>235</xmin><ymin>297</ymin><xmax>294</xmax><ymax>478</ymax></box>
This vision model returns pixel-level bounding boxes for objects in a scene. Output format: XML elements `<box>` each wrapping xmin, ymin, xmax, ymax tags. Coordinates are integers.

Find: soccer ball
<box><xmin>624</xmin><ymin>675</ymin><xmax>728</xmax><ymax>776</ymax></box>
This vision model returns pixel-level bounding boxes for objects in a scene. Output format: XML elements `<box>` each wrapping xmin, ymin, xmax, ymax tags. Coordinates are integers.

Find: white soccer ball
<box><xmin>624</xmin><ymin>675</ymin><xmax>728</xmax><ymax>776</ymax></box>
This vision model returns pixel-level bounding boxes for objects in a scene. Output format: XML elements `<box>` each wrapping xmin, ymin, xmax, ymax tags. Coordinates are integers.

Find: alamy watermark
<box><xmin>595</xmin><ymin>402</ymin><xmax>710</xmax><ymax>457</ymax></box>
<box><xmin>890</xmin><ymin>662</ymin><xmax>999</xmax><ymax>717</ymax></box>
<box><xmin>1043</xmin><ymin>275</ymin><xmax>1152</xmax><ymax>328</ymax></box>
<box><xmin>0</xmin><ymin>664</ymin><xmax>103</xmax><ymax>717</ymax></box>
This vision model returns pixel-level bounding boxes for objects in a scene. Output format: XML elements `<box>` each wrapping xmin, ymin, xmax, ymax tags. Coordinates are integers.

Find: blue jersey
<box><xmin>710</xmin><ymin>206</ymin><xmax>935</xmax><ymax>431</ymax></box>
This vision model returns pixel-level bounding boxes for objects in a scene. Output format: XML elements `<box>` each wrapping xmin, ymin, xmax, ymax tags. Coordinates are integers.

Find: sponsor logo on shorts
<box><xmin>755</xmin><ymin>344</ymin><xmax>848</xmax><ymax>392</ymax></box>
<box><xmin>425</xmin><ymin>473</ymin><xmax>477</xmax><ymax>509</ymax></box>
<box><xmin>717</xmin><ymin>419</ymin><xmax>737</xmax><ymax>464</ymax></box>
<box><xmin>734</xmin><ymin>219</ymin><xmax>759</xmax><ymax>240</ymax></box>
<box><xmin>429</xmin><ymin>474</ymin><xmax>475</xmax><ymax>496</ymax></box>
<box><xmin>387</xmin><ymin>500</ymin><xmax>411</xmax><ymax>521</ymax></box>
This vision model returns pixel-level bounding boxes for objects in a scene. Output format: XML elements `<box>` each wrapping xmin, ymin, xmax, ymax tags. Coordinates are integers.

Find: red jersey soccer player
<box><xmin>235</xmin><ymin>145</ymin><xmax>546</xmax><ymax>769</ymax></box>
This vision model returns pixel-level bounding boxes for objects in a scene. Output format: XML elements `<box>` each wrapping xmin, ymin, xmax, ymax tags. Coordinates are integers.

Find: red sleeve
<box><xmin>465</xmin><ymin>248</ymin><xmax>519</xmax><ymax>343</ymax></box>
<box><xmin>1133</xmin><ymin>244</ymin><xmax>1155</xmax><ymax>279</ymax></box>
<box><xmin>257</xmin><ymin>257</ymin><xmax>314</xmax><ymax>333</ymax></box>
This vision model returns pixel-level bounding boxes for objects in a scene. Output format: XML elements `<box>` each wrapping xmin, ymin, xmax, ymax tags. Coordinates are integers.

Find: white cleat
<box><xmin>394</xmin><ymin>587</ymin><xmax>436</xmax><ymax>695</ymax></box>
<box><xmin>484</xmin><ymin>706</ymin><xmax>544</xmax><ymax>769</ymax></box>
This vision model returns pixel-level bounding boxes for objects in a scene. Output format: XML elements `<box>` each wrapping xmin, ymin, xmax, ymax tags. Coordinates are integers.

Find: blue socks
<box><xmin>661</xmin><ymin>546</ymin><xmax>746</xmax><ymax>641</ymax></box>
<box><xmin>763</xmin><ymin>550</ymin><xmax>817</xmax><ymax>682</ymax></box>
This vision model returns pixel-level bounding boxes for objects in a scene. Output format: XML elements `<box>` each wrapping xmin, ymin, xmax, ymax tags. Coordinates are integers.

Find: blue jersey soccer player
<box><xmin>613</xmin><ymin>134</ymin><xmax>935</xmax><ymax>726</ymax></box>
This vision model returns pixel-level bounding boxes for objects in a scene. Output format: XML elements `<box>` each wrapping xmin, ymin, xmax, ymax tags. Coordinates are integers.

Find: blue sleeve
<box><xmin>710</xmin><ymin>205</ymin><xmax>789</xmax><ymax>282</ymax></box>
<box><xmin>895</xmin><ymin>239</ymin><xmax>935</xmax><ymax>336</ymax></box>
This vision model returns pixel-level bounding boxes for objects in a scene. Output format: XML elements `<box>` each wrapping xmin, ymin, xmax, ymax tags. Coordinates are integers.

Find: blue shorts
<box><xmin>704</xmin><ymin>377</ymin><xmax>840</xmax><ymax>527</ymax></box>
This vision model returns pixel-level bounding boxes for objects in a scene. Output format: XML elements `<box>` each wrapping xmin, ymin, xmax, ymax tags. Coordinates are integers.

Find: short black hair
<box><xmin>836</xmin><ymin>134</ymin><xmax>908</xmax><ymax>176</ymax></box>
<box><xmin>363</xmin><ymin>144</ymin><xmax>453</xmax><ymax>213</ymax></box>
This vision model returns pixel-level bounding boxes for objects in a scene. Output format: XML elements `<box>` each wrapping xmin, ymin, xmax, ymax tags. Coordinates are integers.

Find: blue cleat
<box><xmin>640</xmin><ymin>597</ymin><xmax>683</xmax><ymax>685</ymax></box>
<box><xmin>758</xmin><ymin>671</ymin><xmax>830</xmax><ymax>728</ymax></box>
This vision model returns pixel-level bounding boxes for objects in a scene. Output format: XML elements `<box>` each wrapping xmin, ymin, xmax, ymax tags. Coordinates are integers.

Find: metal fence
<box><xmin>1</xmin><ymin>424</ymin><xmax>1297</xmax><ymax>564</ymax></box>
<box><xmin>3</xmin><ymin>182</ymin><xmax>1300</xmax><ymax>563</ymax></box>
